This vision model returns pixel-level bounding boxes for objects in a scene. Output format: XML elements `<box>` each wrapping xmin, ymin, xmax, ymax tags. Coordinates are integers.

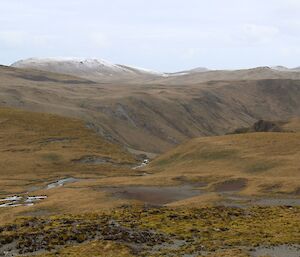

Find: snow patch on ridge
<box><xmin>13</xmin><ymin>58</ymin><xmax>167</xmax><ymax>76</ymax></box>
<box><xmin>11</xmin><ymin>58</ymin><xmax>210</xmax><ymax>78</ymax></box>
<box><xmin>12</xmin><ymin>57</ymin><xmax>131</xmax><ymax>73</ymax></box>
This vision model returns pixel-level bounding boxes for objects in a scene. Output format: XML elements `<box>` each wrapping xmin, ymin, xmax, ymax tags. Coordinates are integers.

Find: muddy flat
<box><xmin>213</xmin><ymin>178</ymin><xmax>248</xmax><ymax>192</ymax></box>
<box><xmin>103</xmin><ymin>185</ymin><xmax>203</xmax><ymax>205</ymax></box>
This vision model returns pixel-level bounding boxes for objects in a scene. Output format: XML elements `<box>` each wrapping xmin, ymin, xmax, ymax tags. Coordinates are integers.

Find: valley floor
<box><xmin>0</xmin><ymin>108</ymin><xmax>299</xmax><ymax>256</ymax></box>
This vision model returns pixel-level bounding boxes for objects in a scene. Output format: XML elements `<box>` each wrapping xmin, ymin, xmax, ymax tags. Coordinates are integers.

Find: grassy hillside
<box><xmin>0</xmin><ymin>109</ymin><xmax>299</xmax><ymax>257</ymax></box>
<box><xmin>0</xmin><ymin>107</ymin><xmax>138</xmax><ymax>223</ymax></box>
<box><xmin>1</xmin><ymin>65</ymin><xmax>300</xmax><ymax>154</ymax></box>
<box><xmin>0</xmin><ymin>107</ymin><xmax>135</xmax><ymax>173</ymax></box>
<box><xmin>148</xmin><ymin>123</ymin><xmax>300</xmax><ymax>196</ymax></box>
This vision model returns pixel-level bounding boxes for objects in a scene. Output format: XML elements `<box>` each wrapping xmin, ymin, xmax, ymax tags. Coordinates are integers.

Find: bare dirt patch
<box><xmin>102</xmin><ymin>185</ymin><xmax>203</xmax><ymax>205</ymax></box>
<box><xmin>213</xmin><ymin>178</ymin><xmax>247</xmax><ymax>192</ymax></box>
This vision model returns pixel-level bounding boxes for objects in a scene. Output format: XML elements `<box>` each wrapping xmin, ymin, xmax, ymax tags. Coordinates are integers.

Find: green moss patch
<box><xmin>244</xmin><ymin>161</ymin><xmax>278</xmax><ymax>173</ymax></box>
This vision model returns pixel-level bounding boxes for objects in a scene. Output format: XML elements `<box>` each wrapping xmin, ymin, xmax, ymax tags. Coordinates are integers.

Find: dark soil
<box><xmin>103</xmin><ymin>185</ymin><xmax>203</xmax><ymax>205</ymax></box>
<box><xmin>213</xmin><ymin>178</ymin><xmax>247</xmax><ymax>192</ymax></box>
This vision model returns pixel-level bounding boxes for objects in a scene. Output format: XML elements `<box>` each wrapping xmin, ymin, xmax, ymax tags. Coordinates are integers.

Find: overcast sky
<box><xmin>1</xmin><ymin>0</ymin><xmax>300</xmax><ymax>71</ymax></box>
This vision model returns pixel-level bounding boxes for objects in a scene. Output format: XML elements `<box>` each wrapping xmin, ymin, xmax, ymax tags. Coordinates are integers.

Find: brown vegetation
<box><xmin>1</xmin><ymin>65</ymin><xmax>300</xmax><ymax>153</ymax></box>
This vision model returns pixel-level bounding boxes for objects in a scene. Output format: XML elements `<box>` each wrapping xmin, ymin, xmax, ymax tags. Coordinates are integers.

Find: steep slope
<box><xmin>0</xmin><ymin>107</ymin><xmax>136</xmax><ymax>195</ymax></box>
<box><xmin>1</xmin><ymin>65</ymin><xmax>300</xmax><ymax>154</ymax></box>
<box><xmin>11</xmin><ymin>58</ymin><xmax>163</xmax><ymax>83</ymax></box>
<box><xmin>0</xmin><ymin>107</ymin><xmax>141</xmax><ymax>224</ymax></box>
<box><xmin>0</xmin><ymin>107</ymin><xmax>135</xmax><ymax>176</ymax></box>
<box><xmin>148</xmin><ymin>120</ymin><xmax>300</xmax><ymax>195</ymax></box>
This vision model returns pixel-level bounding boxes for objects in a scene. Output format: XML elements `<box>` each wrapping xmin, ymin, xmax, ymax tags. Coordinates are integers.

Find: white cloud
<box><xmin>182</xmin><ymin>48</ymin><xmax>205</xmax><ymax>59</ymax></box>
<box><xmin>0</xmin><ymin>30</ymin><xmax>55</xmax><ymax>48</ymax></box>
<box><xmin>280</xmin><ymin>0</ymin><xmax>300</xmax><ymax>8</ymax></box>
<box><xmin>89</xmin><ymin>33</ymin><xmax>110</xmax><ymax>48</ymax></box>
<box><xmin>280</xmin><ymin>46</ymin><xmax>300</xmax><ymax>57</ymax></box>
<box><xmin>0</xmin><ymin>31</ymin><xmax>27</xmax><ymax>47</ymax></box>
<box><xmin>238</xmin><ymin>24</ymin><xmax>280</xmax><ymax>44</ymax></box>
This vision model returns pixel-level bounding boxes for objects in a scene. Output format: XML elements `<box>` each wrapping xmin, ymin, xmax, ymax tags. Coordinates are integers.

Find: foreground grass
<box><xmin>24</xmin><ymin>241</ymin><xmax>133</xmax><ymax>257</ymax></box>
<box><xmin>113</xmin><ymin>206</ymin><xmax>300</xmax><ymax>255</ymax></box>
<box><xmin>0</xmin><ymin>206</ymin><xmax>299</xmax><ymax>257</ymax></box>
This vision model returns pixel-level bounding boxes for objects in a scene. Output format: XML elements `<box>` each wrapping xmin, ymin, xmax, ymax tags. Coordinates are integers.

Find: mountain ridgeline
<box><xmin>1</xmin><ymin>58</ymin><xmax>300</xmax><ymax>154</ymax></box>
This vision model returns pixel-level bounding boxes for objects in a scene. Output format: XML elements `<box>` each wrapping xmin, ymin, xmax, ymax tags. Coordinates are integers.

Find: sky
<box><xmin>1</xmin><ymin>0</ymin><xmax>300</xmax><ymax>72</ymax></box>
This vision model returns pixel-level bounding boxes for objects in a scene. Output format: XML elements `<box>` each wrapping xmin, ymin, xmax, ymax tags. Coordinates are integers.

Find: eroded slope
<box><xmin>1</xmin><ymin>64</ymin><xmax>300</xmax><ymax>154</ymax></box>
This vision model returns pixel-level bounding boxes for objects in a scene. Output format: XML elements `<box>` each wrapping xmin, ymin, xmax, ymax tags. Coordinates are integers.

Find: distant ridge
<box><xmin>11</xmin><ymin>58</ymin><xmax>164</xmax><ymax>83</ymax></box>
<box><xmin>11</xmin><ymin>57</ymin><xmax>300</xmax><ymax>84</ymax></box>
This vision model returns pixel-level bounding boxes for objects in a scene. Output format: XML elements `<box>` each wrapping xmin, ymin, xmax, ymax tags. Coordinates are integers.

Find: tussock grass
<box><xmin>149</xmin><ymin>130</ymin><xmax>300</xmax><ymax>195</ymax></box>
<box><xmin>30</xmin><ymin>240</ymin><xmax>133</xmax><ymax>257</ymax></box>
<box><xmin>244</xmin><ymin>161</ymin><xmax>278</xmax><ymax>173</ymax></box>
<box><xmin>0</xmin><ymin>107</ymin><xmax>136</xmax><ymax>217</ymax></box>
<box><xmin>1</xmin><ymin>206</ymin><xmax>298</xmax><ymax>257</ymax></box>
<box><xmin>0</xmin><ymin>107</ymin><xmax>135</xmax><ymax>178</ymax></box>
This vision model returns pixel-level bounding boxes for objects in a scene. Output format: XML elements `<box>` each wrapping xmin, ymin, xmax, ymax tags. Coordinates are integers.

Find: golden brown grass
<box><xmin>0</xmin><ymin>107</ymin><xmax>299</xmax><ymax>256</ymax></box>
<box><xmin>2</xmin><ymin>64</ymin><xmax>300</xmax><ymax>154</ymax></box>
<box><xmin>24</xmin><ymin>240</ymin><xmax>133</xmax><ymax>257</ymax></box>
<box><xmin>148</xmin><ymin>130</ymin><xmax>300</xmax><ymax>196</ymax></box>
<box><xmin>283</xmin><ymin>117</ymin><xmax>300</xmax><ymax>132</ymax></box>
<box><xmin>0</xmin><ymin>107</ymin><xmax>137</xmax><ymax>223</ymax></box>
<box><xmin>2</xmin><ymin>206</ymin><xmax>299</xmax><ymax>257</ymax></box>
<box><xmin>0</xmin><ymin>107</ymin><xmax>299</xmax><ymax>226</ymax></box>
<box><xmin>0</xmin><ymin>107</ymin><xmax>135</xmax><ymax>179</ymax></box>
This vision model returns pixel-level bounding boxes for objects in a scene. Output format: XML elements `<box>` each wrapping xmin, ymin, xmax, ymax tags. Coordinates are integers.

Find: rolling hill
<box><xmin>1</xmin><ymin>64</ymin><xmax>300</xmax><ymax>154</ymax></box>
<box><xmin>0</xmin><ymin>107</ymin><xmax>140</xmax><ymax>225</ymax></box>
<box><xmin>154</xmin><ymin>66</ymin><xmax>300</xmax><ymax>85</ymax></box>
<box><xmin>148</xmin><ymin>119</ymin><xmax>300</xmax><ymax>197</ymax></box>
<box><xmin>11</xmin><ymin>58</ymin><xmax>164</xmax><ymax>83</ymax></box>
<box><xmin>0</xmin><ymin>68</ymin><xmax>300</xmax><ymax>257</ymax></box>
<box><xmin>0</xmin><ymin>107</ymin><xmax>136</xmax><ymax>194</ymax></box>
